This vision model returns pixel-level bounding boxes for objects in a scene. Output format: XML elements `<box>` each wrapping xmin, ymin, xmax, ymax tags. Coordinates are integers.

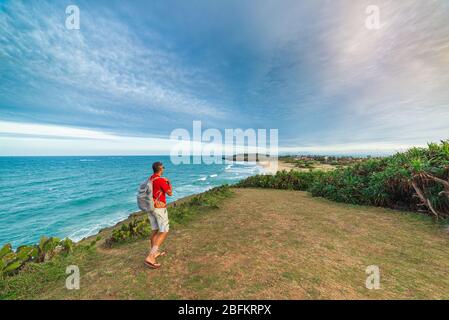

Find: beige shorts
<box><xmin>148</xmin><ymin>208</ymin><xmax>169</xmax><ymax>232</ymax></box>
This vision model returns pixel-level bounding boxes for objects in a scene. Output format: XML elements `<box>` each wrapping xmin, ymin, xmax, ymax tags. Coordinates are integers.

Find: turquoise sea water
<box><xmin>0</xmin><ymin>156</ymin><xmax>262</xmax><ymax>247</ymax></box>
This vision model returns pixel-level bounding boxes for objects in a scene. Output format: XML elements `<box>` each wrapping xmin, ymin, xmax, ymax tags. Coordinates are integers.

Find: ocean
<box><xmin>0</xmin><ymin>156</ymin><xmax>263</xmax><ymax>247</ymax></box>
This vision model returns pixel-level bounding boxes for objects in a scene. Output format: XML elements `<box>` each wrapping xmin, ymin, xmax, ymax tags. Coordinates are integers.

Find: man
<box><xmin>145</xmin><ymin>161</ymin><xmax>172</xmax><ymax>269</ymax></box>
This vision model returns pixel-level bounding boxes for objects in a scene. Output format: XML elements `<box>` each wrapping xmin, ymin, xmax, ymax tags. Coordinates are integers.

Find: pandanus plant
<box><xmin>411</xmin><ymin>171</ymin><xmax>449</xmax><ymax>220</ymax></box>
<box><xmin>107</xmin><ymin>217</ymin><xmax>152</xmax><ymax>246</ymax></box>
<box><xmin>0</xmin><ymin>236</ymin><xmax>75</xmax><ymax>277</ymax></box>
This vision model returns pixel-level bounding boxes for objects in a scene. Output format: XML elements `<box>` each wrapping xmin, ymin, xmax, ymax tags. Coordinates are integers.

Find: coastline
<box><xmin>224</xmin><ymin>154</ymin><xmax>296</xmax><ymax>175</ymax></box>
<box><xmin>80</xmin><ymin>188</ymin><xmax>209</xmax><ymax>245</ymax></box>
<box><xmin>80</xmin><ymin>158</ymin><xmax>295</xmax><ymax>245</ymax></box>
<box><xmin>1</xmin><ymin>158</ymin><xmax>282</xmax><ymax>248</ymax></box>
<box><xmin>0</xmin><ymin>158</ymin><xmax>265</xmax><ymax>248</ymax></box>
<box><xmin>80</xmin><ymin>161</ymin><xmax>270</xmax><ymax>245</ymax></box>
<box><xmin>82</xmin><ymin>159</ymin><xmax>291</xmax><ymax>245</ymax></box>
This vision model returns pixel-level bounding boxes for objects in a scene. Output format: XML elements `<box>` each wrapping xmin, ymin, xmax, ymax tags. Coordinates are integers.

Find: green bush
<box><xmin>0</xmin><ymin>237</ymin><xmax>75</xmax><ymax>278</ymax></box>
<box><xmin>107</xmin><ymin>218</ymin><xmax>152</xmax><ymax>245</ymax></box>
<box><xmin>236</xmin><ymin>170</ymin><xmax>324</xmax><ymax>191</ymax></box>
<box><xmin>238</xmin><ymin>141</ymin><xmax>449</xmax><ymax>219</ymax></box>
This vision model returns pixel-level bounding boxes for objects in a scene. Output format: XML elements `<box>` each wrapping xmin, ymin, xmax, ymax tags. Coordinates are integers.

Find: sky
<box><xmin>1</xmin><ymin>0</ymin><xmax>449</xmax><ymax>156</ymax></box>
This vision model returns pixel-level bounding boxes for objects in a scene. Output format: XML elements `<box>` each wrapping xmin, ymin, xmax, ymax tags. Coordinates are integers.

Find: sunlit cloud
<box><xmin>0</xmin><ymin>121</ymin><xmax>118</xmax><ymax>140</ymax></box>
<box><xmin>0</xmin><ymin>121</ymin><xmax>268</xmax><ymax>156</ymax></box>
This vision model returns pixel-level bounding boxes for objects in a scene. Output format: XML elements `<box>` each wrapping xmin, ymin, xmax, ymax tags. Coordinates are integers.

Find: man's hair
<box><xmin>152</xmin><ymin>161</ymin><xmax>163</xmax><ymax>173</ymax></box>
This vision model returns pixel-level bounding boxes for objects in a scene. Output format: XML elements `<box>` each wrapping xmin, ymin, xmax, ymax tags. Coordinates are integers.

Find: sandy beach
<box><xmin>258</xmin><ymin>159</ymin><xmax>296</xmax><ymax>174</ymax></box>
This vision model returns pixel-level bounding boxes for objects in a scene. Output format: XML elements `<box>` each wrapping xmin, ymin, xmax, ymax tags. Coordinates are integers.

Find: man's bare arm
<box><xmin>165</xmin><ymin>178</ymin><xmax>173</xmax><ymax>196</ymax></box>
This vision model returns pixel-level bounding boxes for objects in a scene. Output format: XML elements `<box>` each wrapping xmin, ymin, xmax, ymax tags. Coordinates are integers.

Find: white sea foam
<box><xmin>67</xmin><ymin>212</ymin><xmax>129</xmax><ymax>242</ymax></box>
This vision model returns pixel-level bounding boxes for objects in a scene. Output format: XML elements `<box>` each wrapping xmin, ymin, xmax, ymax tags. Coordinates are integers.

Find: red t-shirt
<box><xmin>150</xmin><ymin>174</ymin><xmax>171</xmax><ymax>208</ymax></box>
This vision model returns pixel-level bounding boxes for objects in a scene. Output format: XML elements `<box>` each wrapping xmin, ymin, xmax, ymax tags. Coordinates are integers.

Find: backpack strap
<box><xmin>149</xmin><ymin>176</ymin><xmax>162</xmax><ymax>202</ymax></box>
<box><xmin>147</xmin><ymin>176</ymin><xmax>160</xmax><ymax>186</ymax></box>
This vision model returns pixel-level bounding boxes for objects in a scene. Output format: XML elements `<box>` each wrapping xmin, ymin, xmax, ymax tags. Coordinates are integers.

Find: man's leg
<box><xmin>149</xmin><ymin>230</ymin><xmax>167</xmax><ymax>258</ymax></box>
<box><xmin>150</xmin><ymin>229</ymin><xmax>158</xmax><ymax>248</ymax></box>
<box><xmin>154</xmin><ymin>208</ymin><xmax>169</xmax><ymax>251</ymax></box>
<box><xmin>146</xmin><ymin>208</ymin><xmax>169</xmax><ymax>265</ymax></box>
<box><xmin>146</xmin><ymin>233</ymin><xmax>162</xmax><ymax>266</ymax></box>
<box><xmin>147</xmin><ymin>231</ymin><xmax>168</xmax><ymax>261</ymax></box>
<box><xmin>146</xmin><ymin>213</ymin><xmax>161</xmax><ymax>266</ymax></box>
<box><xmin>155</xmin><ymin>231</ymin><xmax>169</xmax><ymax>247</ymax></box>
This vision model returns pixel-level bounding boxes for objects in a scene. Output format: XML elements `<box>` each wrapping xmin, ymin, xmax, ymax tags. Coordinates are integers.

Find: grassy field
<box><xmin>1</xmin><ymin>187</ymin><xmax>448</xmax><ymax>299</ymax></box>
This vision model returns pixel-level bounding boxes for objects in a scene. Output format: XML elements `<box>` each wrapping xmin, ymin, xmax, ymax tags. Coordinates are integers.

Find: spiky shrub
<box><xmin>107</xmin><ymin>218</ymin><xmax>152</xmax><ymax>245</ymax></box>
<box><xmin>238</xmin><ymin>141</ymin><xmax>449</xmax><ymax>219</ymax></box>
<box><xmin>0</xmin><ymin>237</ymin><xmax>75</xmax><ymax>278</ymax></box>
<box><xmin>236</xmin><ymin>170</ymin><xmax>324</xmax><ymax>191</ymax></box>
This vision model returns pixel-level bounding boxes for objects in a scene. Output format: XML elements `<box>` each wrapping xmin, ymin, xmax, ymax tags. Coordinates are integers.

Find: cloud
<box><xmin>0</xmin><ymin>120</ymin><xmax>171</xmax><ymax>155</ymax></box>
<box><xmin>234</xmin><ymin>0</ymin><xmax>449</xmax><ymax>147</ymax></box>
<box><xmin>0</xmin><ymin>0</ymin><xmax>227</xmax><ymax>124</ymax></box>
<box><xmin>0</xmin><ymin>120</ymin><xmax>271</xmax><ymax>156</ymax></box>
<box><xmin>0</xmin><ymin>120</ymin><xmax>118</xmax><ymax>140</ymax></box>
<box><xmin>302</xmin><ymin>0</ymin><xmax>449</xmax><ymax>145</ymax></box>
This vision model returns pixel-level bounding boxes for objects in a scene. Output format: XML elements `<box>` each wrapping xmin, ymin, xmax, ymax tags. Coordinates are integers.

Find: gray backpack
<box><xmin>137</xmin><ymin>177</ymin><xmax>159</xmax><ymax>213</ymax></box>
